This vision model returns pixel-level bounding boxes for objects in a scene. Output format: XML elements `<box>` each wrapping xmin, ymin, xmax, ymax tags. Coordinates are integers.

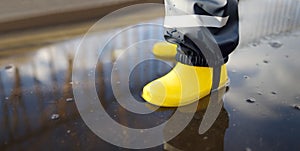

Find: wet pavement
<box><xmin>1</xmin><ymin>0</ymin><xmax>300</xmax><ymax>151</ymax></box>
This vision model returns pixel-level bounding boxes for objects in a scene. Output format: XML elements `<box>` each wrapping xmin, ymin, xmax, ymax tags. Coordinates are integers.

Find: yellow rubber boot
<box><xmin>152</xmin><ymin>42</ymin><xmax>177</xmax><ymax>58</ymax></box>
<box><xmin>142</xmin><ymin>63</ymin><xmax>228</xmax><ymax>107</ymax></box>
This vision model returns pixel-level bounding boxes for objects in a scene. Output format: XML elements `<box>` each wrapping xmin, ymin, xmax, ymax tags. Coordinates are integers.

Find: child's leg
<box><xmin>142</xmin><ymin>0</ymin><xmax>239</xmax><ymax>107</ymax></box>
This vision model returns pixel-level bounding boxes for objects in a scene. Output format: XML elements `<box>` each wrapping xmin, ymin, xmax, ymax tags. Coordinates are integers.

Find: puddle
<box><xmin>0</xmin><ymin>0</ymin><xmax>300</xmax><ymax>151</ymax></box>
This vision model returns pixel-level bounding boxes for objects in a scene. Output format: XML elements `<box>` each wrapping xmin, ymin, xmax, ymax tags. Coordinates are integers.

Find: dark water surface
<box><xmin>1</xmin><ymin>0</ymin><xmax>300</xmax><ymax>151</ymax></box>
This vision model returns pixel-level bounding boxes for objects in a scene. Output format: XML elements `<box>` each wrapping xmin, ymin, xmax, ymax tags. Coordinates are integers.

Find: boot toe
<box><xmin>142</xmin><ymin>81</ymin><xmax>167</xmax><ymax>106</ymax></box>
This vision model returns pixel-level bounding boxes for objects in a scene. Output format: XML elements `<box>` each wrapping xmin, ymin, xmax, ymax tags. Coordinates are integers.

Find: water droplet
<box><xmin>225</xmin><ymin>86</ymin><xmax>230</xmax><ymax>92</ymax></box>
<box><xmin>263</xmin><ymin>60</ymin><xmax>269</xmax><ymax>64</ymax></box>
<box><xmin>203</xmin><ymin>136</ymin><xmax>208</xmax><ymax>140</ymax></box>
<box><xmin>232</xmin><ymin>69</ymin><xmax>237</xmax><ymax>73</ymax></box>
<box><xmin>246</xmin><ymin>97</ymin><xmax>256</xmax><ymax>103</ymax></box>
<box><xmin>51</xmin><ymin>114</ymin><xmax>60</xmax><ymax>120</ymax></box>
<box><xmin>66</xmin><ymin>98</ymin><xmax>74</xmax><ymax>102</ymax></box>
<box><xmin>271</xmin><ymin>91</ymin><xmax>277</xmax><ymax>95</ymax></box>
<box><xmin>5</xmin><ymin>65</ymin><xmax>13</xmax><ymax>70</ymax></box>
<box><xmin>244</xmin><ymin>75</ymin><xmax>250</xmax><ymax>79</ymax></box>
<box><xmin>296</xmin><ymin>96</ymin><xmax>300</xmax><ymax>100</ymax></box>
<box><xmin>245</xmin><ymin>147</ymin><xmax>252</xmax><ymax>151</ymax></box>
<box><xmin>61</xmin><ymin>140</ymin><xmax>65</xmax><ymax>144</ymax></box>
<box><xmin>269</xmin><ymin>41</ymin><xmax>283</xmax><ymax>48</ymax></box>
<box><xmin>67</xmin><ymin>130</ymin><xmax>71</xmax><ymax>134</ymax></box>
<box><xmin>5</xmin><ymin>97</ymin><xmax>9</xmax><ymax>100</ymax></box>
<box><xmin>292</xmin><ymin>104</ymin><xmax>300</xmax><ymax>110</ymax></box>
<box><xmin>257</xmin><ymin>91</ymin><xmax>263</xmax><ymax>95</ymax></box>
<box><xmin>116</xmin><ymin>81</ymin><xmax>121</xmax><ymax>84</ymax></box>
<box><xmin>250</xmin><ymin>42</ymin><xmax>259</xmax><ymax>47</ymax></box>
<box><xmin>233</xmin><ymin>123</ymin><xmax>237</xmax><ymax>127</ymax></box>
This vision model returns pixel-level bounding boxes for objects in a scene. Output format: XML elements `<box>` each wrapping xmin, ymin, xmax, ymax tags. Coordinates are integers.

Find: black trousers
<box><xmin>164</xmin><ymin>0</ymin><xmax>239</xmax><ymax>67</ymax></box>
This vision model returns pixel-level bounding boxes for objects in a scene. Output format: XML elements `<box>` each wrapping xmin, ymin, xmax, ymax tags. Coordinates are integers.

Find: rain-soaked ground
<box><xmin>1</xmin><ymin>0</ymin><xmax>300</xmax><ymax>151</ymax></box>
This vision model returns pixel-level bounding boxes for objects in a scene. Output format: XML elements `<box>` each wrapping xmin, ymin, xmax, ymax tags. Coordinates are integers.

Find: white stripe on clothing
<box><xmin>164</xmin><ymin>15</ymin><xmax>229</xmax><ymax>28</ymax></box>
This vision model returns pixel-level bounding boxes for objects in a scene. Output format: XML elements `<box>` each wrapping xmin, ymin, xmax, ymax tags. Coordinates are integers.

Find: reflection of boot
<box><xmin>164</xmin><ymin>88</ymin><xmax>229</xmax><ymax>151</ymax></box>
<box><xmin>152</xmin><ymin>42</ymin><xmax>177</xmax><ymax>58</ymax></box>
<box><xmin>142</xmin><ymin>62</ymin><xmax>228</xmax><ymax>107</ymax></box>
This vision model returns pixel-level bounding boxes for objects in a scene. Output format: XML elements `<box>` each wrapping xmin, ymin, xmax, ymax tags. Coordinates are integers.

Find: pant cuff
<box><xmin>175</xmin><ymin>52</ymin><xmax>228</xmax><ymax>67</ymax></box>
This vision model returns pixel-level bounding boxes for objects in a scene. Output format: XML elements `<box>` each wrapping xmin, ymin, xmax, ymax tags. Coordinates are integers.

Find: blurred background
<box><xmin>0</xmin><ymin>0</ymin><xmax>162</xmax><ymax>57</ymax></box>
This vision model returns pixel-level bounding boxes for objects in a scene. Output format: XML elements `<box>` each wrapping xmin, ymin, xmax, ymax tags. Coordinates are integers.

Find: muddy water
<box><xmin>1</xmin><ymin>1</ymin><xmax>300</xmax><ymax>151</ymax></box>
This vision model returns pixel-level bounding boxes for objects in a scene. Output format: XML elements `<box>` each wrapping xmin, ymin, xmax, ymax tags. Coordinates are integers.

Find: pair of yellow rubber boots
<box><xmin>142</xmin><ymin>42</ymin><xmax>228</xmax><ymax>107</ymax></box>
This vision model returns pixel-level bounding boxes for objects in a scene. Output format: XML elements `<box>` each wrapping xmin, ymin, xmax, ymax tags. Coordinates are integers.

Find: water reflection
<box><xmin>239</xmin><ymin>0</ymin><xmax>300</xmax><ymax>46</ymax></box>
<box><xmin>0</xmin><ymin>47</ymin><xmax>229</xmax><ymax>151</ymax></box>
<box><xmin>0</xmin><ymin>0</ymin><xmax>300</xmax><ymax>150</ymax></box>
<box><xmin>163</xmin><ymin>88</ymin><xmax>229</xmax><ymax>151</ymax></box>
